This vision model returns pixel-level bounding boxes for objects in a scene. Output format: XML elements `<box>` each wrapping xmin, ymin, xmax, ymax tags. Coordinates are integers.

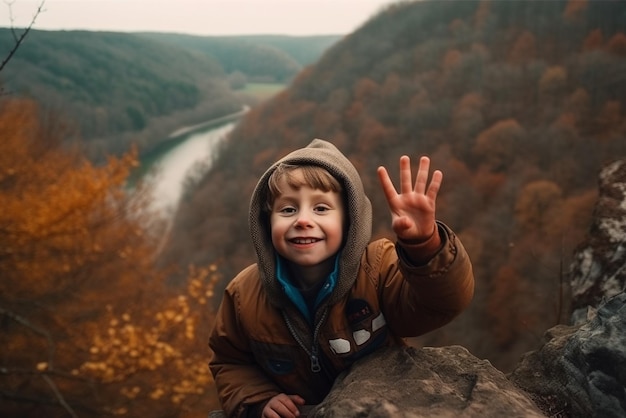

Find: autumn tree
<box><xmin>595</xmin><ymin>100</ymin><xmax>623</xmax><ymax>140</ymax></box>
<box><xmin>582</xmin><ymin>28</ymin><xmax>604</xmax><ymax>51</ymax></box>
<box><xmin>563</xmin><ymin>87</ymin><xmax>590</xmax><ymax>120</ymax></box>
<box><xmin>607</xmin><ymin>32</ymin><xmax>626</xmax><ymax>56</ymax></box>
<box><xmin>486</xmin><ymin>265</ymin><xmax>533</xmax><ymax>349</ymax></box>
<box><xmin>537</xmin><ymin>65</ymin><xmax>570</xmax><ymax>123</ymax></box>
<box><xmin>0</xmin><ymin>98</ymin><xmax>220</xmax><ymax>417</ymax></box>
<box><xmin>508</xmin><ymin>31</ymin><xmax>536</xmax><ymax>65</ymax></box>
<box><xmin>539</xmin><ymin>66</ymin><xmax>568</xmax><ymax>100</ymax></box>
<box><xmin>563</xmin><ymin>0</ymin><xmax>588</xmax><ymax>23</ymax></box>
<box><xmin>472</xmin><ymin>0</ymin><xmax>492</xmax><ymax>32</ymax></box>
<box><xmin>514</xmin><ymin>180</ymin><xmax>564</xmax><ymax>234</ymax></box>
<box><xmin>450</xmin><ymin>92</ymin><xmax>485</xmax><ymax>155</ymax></box>
<box><xmin>472</xmin><ymin>118</ymin><xmax>526</xmax><ymax>172</ymax></box>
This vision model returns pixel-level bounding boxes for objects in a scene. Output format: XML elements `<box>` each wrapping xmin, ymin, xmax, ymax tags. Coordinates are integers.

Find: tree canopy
<box><xmin>0</xmin><ymin>97</ymin><xmax>221</xmax><ymax>416</ymax></box>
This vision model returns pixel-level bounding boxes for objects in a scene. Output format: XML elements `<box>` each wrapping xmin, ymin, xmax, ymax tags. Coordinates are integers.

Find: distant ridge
<box><xmin>0</xmin><ymin>28</ymin><xmax>339</xmax><ymax>159</ymax></box>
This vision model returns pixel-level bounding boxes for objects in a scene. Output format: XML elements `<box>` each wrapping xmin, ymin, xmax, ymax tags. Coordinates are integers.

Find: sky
<box><xmin>6</xmin><ymin>0</ymin><xmax>401</xmax><ymax>36</ymax></box>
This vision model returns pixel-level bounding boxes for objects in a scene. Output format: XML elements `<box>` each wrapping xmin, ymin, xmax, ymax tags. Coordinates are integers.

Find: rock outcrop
<box><xmin>508</xmin><ymin>292</ymin><xmax>626</xmax><ymax>418</ymax></box>
<box><xmin>569</xmin><ymin>159</ymin><xmax>626</xmax><ymax>325</ymax></box>
<box><xmin>508</xmin><ymin>160</ymin><xmax>626</xmax><ymax>417</ymax></box>
<box><xmin>309</xmin><ymin>345</ymin><xmax>545</xmax><ymax>418</ymax></box>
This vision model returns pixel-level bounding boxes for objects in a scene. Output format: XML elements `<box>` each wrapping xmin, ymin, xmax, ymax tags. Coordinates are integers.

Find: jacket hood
<box><xmin>248</xmin><ymin>139</ymin><xmax>373</xmax><ymax>308</ymax></box>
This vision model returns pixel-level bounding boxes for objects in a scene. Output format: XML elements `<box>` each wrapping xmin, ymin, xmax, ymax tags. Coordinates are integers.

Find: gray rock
<box><xmin>509</xmin><ymin>292</ymin><xmax>626</xmax><ymax>418</ymax></box>
<box><xmin>505</xmin><ymin>160</ymin><xmax>626</xmax><ymax>418</ymax></box>
<box><xmin>569</xmin><ymin>160</ymin><xmax>626</xmax><ymax>325</ymax></box>
<box><xmin>309</xmin><ymin>345</ymin><xmax>545</xmax><ymax>418</ymax></box>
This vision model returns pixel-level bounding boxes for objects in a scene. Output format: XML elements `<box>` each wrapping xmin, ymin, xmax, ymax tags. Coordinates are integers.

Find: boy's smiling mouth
<box><xmin>290</xmin><ymin>237</ymin><xmax>322</xmax><ymax>244</ymax></box>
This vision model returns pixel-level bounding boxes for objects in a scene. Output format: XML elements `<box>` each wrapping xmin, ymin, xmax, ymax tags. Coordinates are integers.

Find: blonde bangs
<box><xmin>266</xmin><ymin>164</ymin><xmax>342</xmax><ymax>209</ymax></box>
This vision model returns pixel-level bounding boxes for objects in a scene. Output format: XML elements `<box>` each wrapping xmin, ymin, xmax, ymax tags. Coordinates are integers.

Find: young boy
<box><xmin>208</xmin><ymin>139</ymin><xmax>474</xmax><ymax>417</ymax></box>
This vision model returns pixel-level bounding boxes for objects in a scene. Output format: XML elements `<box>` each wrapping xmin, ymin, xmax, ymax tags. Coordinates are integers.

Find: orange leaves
<box><xmin>514</xmin><ymin>180</ymin><xmax>563</xmax><ymax>233</ymax></box>
<box><xmin>352</xmin><ymin>77</ymin><xmax>380</xmax><ymax>104</ymax></box>
<box><xmin>451</xmin><ymin>92</ymin><xmax>485</xmax><ymax>139</ymax></box>
<box><xmin>582</xmin><ymin>29</ymin><xmax>604</xmax><ymax>51</ymax></box>
<box><xmin>0</xmin><ymin>99</ymin><xmax>39</xmax><ymax>171</ymax></box>
<box><xmin>186</xmin><ymin>264</ymin><xmax>221</xmax><ymax>305</ymax></box>
<box><xmin>607</xmin><ymin>32</ymin><xmax>626</xmax><ymax>56</ymax></box>
<box><xmin>508</xmin><ymin>31</ymin><xmax>536</xmax><ymax>64</ymax></box>
<box><xmin>78</xmin><ymin>264</ymin><xmax>221</xmax><ymax>410</ymax></box>
<box><xmin>487</xmin><ymin>265</ymin><xmax>531</xmax><ymax>348</ymax></box>
<box><xmin>538</xmin><ymin>66</ymin><xmax>568</xmax><ymax>98</ymax></box>
<box><xmin>563</xmin><ymin>0</ymin><xmax>588</xmax><ymax>23</ymax></box>
<box><xmin>0</xmin><ymin>97</ymin><xmax>226</xmax><ymax>415</ymax></box>
<box><xmin>442</xmin><ymin>49</ymin><xmax>463</xmax><ymax>72</ymax></box>
<box><xmin>80</xmin><ymin>309</ymin><xmax>181</xmax><ymax>383</ymax></box>
<box><xmin>0</xmin><ymin>98</ymin><xmax>142</xmax><ymax>301</ymax></box>
<box><xmin>473</xmin><ymin>118</ymin><xmax>526</xmax><ymax>172</ymax></box>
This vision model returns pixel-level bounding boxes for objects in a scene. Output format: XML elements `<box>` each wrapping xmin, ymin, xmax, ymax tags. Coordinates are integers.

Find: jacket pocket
<box><xmin>249</xmin><ymin>339</ymin><xmax>301</xmax><ymax>377</ymax></box>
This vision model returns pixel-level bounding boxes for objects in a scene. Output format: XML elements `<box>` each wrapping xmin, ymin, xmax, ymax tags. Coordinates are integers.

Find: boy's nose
<box><xmin>294</xmin><ymin>214</ymin><xmax>313</xmax><ymax>228</ymax></box>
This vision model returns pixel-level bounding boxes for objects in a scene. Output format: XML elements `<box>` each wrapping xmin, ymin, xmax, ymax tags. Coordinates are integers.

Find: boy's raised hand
<box><xmin>377</xmin><ymin>156</ymin><xmax>442</xmax><ymax>242</ymax></box>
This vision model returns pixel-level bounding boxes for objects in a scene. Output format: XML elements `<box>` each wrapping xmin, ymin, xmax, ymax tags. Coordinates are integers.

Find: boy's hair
<box><xmin>266</xmin><ymin>163</ymin><xmax>342</xmax><ymax>211</ymax></box>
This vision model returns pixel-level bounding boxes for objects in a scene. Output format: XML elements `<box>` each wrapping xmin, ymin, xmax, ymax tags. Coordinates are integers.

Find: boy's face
<box><xmin>270</xmin><ymin>171</ymin><xmax>345</xmax><ymax>268</ymax></box>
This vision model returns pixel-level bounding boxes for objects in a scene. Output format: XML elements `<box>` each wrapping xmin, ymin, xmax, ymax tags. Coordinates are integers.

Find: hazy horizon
<box><xmin>5</xmin><ymin>0</ymin><xmax>401</xmax><ymax>37</ymax></box>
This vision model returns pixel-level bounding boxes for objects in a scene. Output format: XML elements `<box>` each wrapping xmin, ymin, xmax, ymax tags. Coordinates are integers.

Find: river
<box><xmin>144</xmin><ymin>121</ymin><xmax>236</xmax><ymax>215</ymax></box>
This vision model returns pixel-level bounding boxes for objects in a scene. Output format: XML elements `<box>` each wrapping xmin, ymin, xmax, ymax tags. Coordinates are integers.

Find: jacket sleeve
<box><xmin>208</xmin><ymin>277</ymin><xmax>281</xmax><ymax>417</ymax></box>
<box><xmin>376</xmin><ymin>221</ymin><xmax>475</xmax><ymax>337</ymax></box>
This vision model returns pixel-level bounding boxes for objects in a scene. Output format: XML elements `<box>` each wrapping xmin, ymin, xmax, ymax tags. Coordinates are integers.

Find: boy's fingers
<box><xmin>267</xmin><ymin>399</ymin><xmax>298</xmax><ymax>418</ymax></box>
<box><xmin>379</xmin><ymin>155</ymin><xmax>442</xmax><ymax>205</ymax></box>
<box><xmin>288</xmin><ymin>394</ymin><xmax>306</xmax><ymax>405</ymax></box>
<box><xmin>414</xmin><ymin>156</ymin><xmax>430</xmax><ymax>194</ymax></box>
<box><xmin>399</xmin><ymin>155</ymin><xmax>413</xmax><ymax>194</ymax></box>
<box><xmin>377</xmin><ymin>166</ymin><xmax>398</xmax><ymax>204</ymax></box>
<box><xmin>426</xmin><ymin>170</ymin><xmax>443</xmax><ymax>200</ymax></box>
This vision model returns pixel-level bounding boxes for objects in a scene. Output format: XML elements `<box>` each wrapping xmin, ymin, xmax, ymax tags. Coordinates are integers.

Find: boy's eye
<box><xmin>278</xmin><ymin>206</ymin><xmax>296</xmax><ymax>215</ymax></box>
<box><xmin>314</xmin><ymin>205</ymin><xmax>330</xmax><ymax>213</ymax></box>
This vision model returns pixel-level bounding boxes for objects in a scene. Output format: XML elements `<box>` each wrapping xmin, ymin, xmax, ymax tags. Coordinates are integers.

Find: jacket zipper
<box><xmin>282</xmin><ymin>309</ymin><xmax>328</xmax><ymax>373</ymax></box>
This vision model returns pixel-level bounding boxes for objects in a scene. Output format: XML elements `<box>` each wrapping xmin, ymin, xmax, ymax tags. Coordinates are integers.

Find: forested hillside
<box><xmin>139</xmin><ymin>33</ymin><xmax>341</xmax><ymax>82</ymax></box>
<box><xmin>226</xmin><ymin>35</ymin><xmax>342</xmax><ymax>66</ymax></box>
<box><xmin>0</xmin><ymin>29</ymin><xmax>241</xmax><ymax>159</ymax></box>
<box><xmin>0</xmin><ymin>29</ymin><xmax>336</xmax><ymax>161</ymax></box>
<box><xmin>165</xmin><ymin>0</ymin><xmax>626</xmax><ymax>371</ymax></box>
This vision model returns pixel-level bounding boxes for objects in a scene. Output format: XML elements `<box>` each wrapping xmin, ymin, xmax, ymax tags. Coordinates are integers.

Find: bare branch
<box><xmin>0</xmin><ymin>389</ymin><xmax>61</xmax><ymax>406</ymax></box>
<box><xmin>43</xmin><ymin>375</ymin><xmax>79</xmax><ymax>418</ymax></box>
<box><xmin>0</xmin><ymin>305</ymin><xmax>56</xmax><ymax>367</ymax></box>
<box><xmin>1</xmin><ymin>366</ymin><xmax>99</xmax><ymax>416</ymax></box>
<box><xmin>0</xmin><ymin>0</ymin><xmax>46</xmax><ymax>73</ymax></box>
<box><xmin>4</xmin><ymin>0</ymin><xmax>18</xmax><ymax>42</ymax></box>
<box><xmin>0</xmin><ymin>366</ymin><xmax>92</xmax><ymax>382</ymax></box>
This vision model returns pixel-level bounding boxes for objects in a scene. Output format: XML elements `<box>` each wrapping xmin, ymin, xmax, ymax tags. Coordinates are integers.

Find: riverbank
<box><xmin>146</xmin><ymin>123</ymin><xmax>236</xmax><ymax>213</ymax></box>
<box><xmin>132</xmin><ymin>106</ymin><xmax>248</xmax><ymax>182</ymax></box>
<box><xmin>143</xmin><ymin>121</ymin><xmax>237</xmax><ymax>257</ymax></box>
<box><xmin>167</xmin><ymin>105</ymin><xmax>250</xmax><ymax>139</ymax></box>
